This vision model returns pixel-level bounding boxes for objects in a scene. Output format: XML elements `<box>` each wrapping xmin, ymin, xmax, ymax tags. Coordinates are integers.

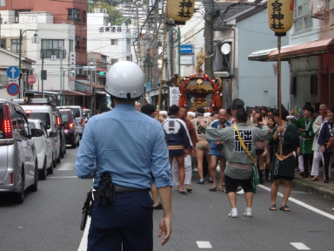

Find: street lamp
<box><xmin>19</xmin><ymin>29</ymin><xmax>39</xmax><ymax>98</ymax></box>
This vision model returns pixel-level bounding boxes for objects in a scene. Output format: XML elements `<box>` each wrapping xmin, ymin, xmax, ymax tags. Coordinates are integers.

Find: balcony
<box><xmin>40</xmin><ymin>49</ymin><xmax>66</xmax><ymax>59</ymax></box>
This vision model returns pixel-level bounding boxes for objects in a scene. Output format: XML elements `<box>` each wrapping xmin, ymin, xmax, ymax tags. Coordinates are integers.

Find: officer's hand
<box><xmin>158</xmin><ymin>217</ymin><xmax>171</xmax><ymax>246</ymax></box>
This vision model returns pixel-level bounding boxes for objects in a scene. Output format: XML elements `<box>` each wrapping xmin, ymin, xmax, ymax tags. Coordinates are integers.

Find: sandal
<box><xmin>279</xmin><ymin>205</ymin><xmax>291</xmax><ymax>212</ymax></box>
<box><xmin>209</xmin><ymin>187</ymin><xmax>217</xmax><ymax>192</ymax></box>
<box><xmin>311</xmin><ymin>177</ymin><xmax>318</xmax><ymax>181</ymax></box>
<box><xmin>219</xmin><ymin>187</ymin><xmax>226</xmax><ymax>192</ymax></box>
<box><xmin>269</xmin><ymin>204</ymin><xmax>277</xmax><ymax>211</ymax></box>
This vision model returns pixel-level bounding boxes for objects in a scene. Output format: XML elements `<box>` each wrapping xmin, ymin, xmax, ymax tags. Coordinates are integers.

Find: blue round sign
<box><xmin>7</xmin><ymin>83</ymin><xmax>20</xmax><ymax>96</ymax></box>
<box><xmin>7</xmin><ymin>66</ymin><xmax>20</xmax><ymax>79</ymax></box>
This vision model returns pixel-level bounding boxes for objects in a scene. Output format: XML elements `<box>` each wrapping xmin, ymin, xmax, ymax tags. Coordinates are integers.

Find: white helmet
<box><xmin>105</xmin><ymin>61</ymin><xmax>145</xmax><ymax>99</ymax></box>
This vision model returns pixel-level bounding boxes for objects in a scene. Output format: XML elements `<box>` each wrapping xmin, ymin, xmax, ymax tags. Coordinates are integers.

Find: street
<box><xmin>0</xmin><ymin>147</ymin><xmax>333</xmax><ymax>251</ymax></box>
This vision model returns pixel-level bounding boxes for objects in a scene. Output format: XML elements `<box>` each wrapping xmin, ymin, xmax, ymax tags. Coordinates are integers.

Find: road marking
<box><xmin>259</xmin><ymin>185</ymin><xmax>334</xmax><ymax>220</ymax></box>
<box><xmin>196</xmin><ymin>241</ymin><xmax>212</xmax><ymax>249</ymax></box>
<box><xmin>77</xmin><ymin>217</ymin><xmax>91</xmax><ymax>251</ymax></box>
<box><xmin>57</xmin><ymin>162</ymin><xmax>75</xmax><ymax>171</ymax></box>
<box><xmin>290</xmin><ymin>242</ymin><xmax>311</xmax><ymax>250</ymax></box>
<box><xmin>47</xmin><ymin>176</ymin><xmax>78</xmax><ymax>179</ymax></box>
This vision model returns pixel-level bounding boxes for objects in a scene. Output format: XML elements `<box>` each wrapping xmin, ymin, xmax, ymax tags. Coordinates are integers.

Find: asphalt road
<box><xmin>1</xmin><ymin>147</ymin><xmax>334</xmax><ymax>251</ymax></box>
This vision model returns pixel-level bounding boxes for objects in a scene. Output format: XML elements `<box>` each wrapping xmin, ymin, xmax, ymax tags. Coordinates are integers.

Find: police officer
<box><xmin>75</xmin><ymin>61</ymin><xmax>172</xmax><ymax>250</ymax></box>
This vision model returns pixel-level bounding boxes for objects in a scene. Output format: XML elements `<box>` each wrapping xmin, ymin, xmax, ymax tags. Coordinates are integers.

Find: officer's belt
<box><xmin>93</xmin><ymin>185</ymin><xmax>149</xmax><ymax>197</ymax></box>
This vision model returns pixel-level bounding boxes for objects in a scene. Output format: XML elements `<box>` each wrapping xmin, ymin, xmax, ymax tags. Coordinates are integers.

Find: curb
<box><xmin>292</xmin><ymin>178</ymin><xmax>334</xmax><ymax>202</ymax></box>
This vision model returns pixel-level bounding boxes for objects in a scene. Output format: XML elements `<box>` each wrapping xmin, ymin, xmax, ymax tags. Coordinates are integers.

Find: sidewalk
<box><xmin>292</xmin><ymin>169</ymin><xmax>334</xmax><ymax>202</ymax></box>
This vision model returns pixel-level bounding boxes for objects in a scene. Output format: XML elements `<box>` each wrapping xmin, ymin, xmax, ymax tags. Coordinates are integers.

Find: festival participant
<box><xmin>269</xmin><ymin>109</ymin><xmax>299</xmax><ymax>212</ymax></box>
<box><xmin>163</xmin><ymin>105</ymin><xmax>191</xmax><ymax>193</ymax></box>
<box><xmin>310</xmin><ymin>104</ymin><xmax>328</xmax><ymax>181</ymax></box>
<box><xmin>208</xmin><ymin>109</ymin><xmax>231</xmax><ymax>192</ymax></box>
<box><xmin>191</xmin><ymin>107</ymin><xmax>212</xmax><ymax>184</ymax></box>
<box><xmin>206</xmin><ymin>109</ymin><xmax>269</xmax><ymax>218</ymax></box>
<box><xmin>318</xmin><ymin>107</ymin><xmax>334</xmax><ymax>183</ymax></box>
<box><xmin>293</xmin><ymin>105</ymin><xmax>315</xmax><ymax>178</ymax></box>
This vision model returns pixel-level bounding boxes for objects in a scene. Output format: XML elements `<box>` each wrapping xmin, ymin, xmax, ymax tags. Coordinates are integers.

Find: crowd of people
<box><xmin>138</xmin><ymin>99</ymin><xmax>333</xmax><ymax>216</ymax></box>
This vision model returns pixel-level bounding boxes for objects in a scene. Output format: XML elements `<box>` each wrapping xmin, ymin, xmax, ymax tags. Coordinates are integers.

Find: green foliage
<box><xmin>90</xmin><ymin>1</ymin><xmax>124</xmax><ymax>25</ymax></box>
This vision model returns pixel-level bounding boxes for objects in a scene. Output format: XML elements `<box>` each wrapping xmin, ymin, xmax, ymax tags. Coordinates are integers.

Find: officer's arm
<box><xmin>75</xmin><ymin>120</ymin><xmax>96</xmax><ymax>179</ymax></box>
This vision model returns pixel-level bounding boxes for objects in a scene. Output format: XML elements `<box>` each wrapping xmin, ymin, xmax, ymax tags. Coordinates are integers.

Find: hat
<box><xmin>231</xmin><ymin>98</ymin><xmax>245</xmax><ymax>110</ymax></box>
<box><xmin>187</xmin><ymin>111</ymin><xmax>196</xmax><ymax>117</ymax></box>
<box><xmin>159</xmin><ymin>110</ymin><xmax>168</xmax><ymax>116</ymax></box>
<box><xmin>204</xmin><ymin>112</ymin><xmax>211</xmax><ymax>118</ymax></box>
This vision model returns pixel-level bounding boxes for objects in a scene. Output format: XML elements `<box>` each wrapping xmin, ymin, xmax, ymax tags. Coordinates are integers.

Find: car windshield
<box><xmin>60</xmin><ymin>112</ymin><xmax>72</xmax><ymax>125</ymax></box>
<box><xmin>70</xmin><ymin>108</ymin><xmax>80</xmax><ymax>118</ymax></box>
<box><xmin>26</xmin><ymin>113</ymin><xmax>51</xmax><ymax>129</ymax></box>
<box><xmin>29</xmin><ymin>122</ymin><xmax>36</xmax><ymax>129</ymax></box>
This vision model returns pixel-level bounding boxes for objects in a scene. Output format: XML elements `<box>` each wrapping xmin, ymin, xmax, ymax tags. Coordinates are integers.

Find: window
<box><xmin>0</xmin><ymin>39</ymin><xmax>6</xmax><ymax>49</ymax></box>
<box><xmin>11</xmin><ymin>39</ymin><xmax>19</xmax><ymax>53</ymax></box>
<box><xmin>310</xmin><ymin>75</ymin><xmax>317</xmax><ymax>94</ymax></box>
<box><xmin>82</xmin><ymin>11</ymin><xmax>86</xmax><ymax>23</ymax></box>
<box><xmin>82</xmin><ymin>38</ymin><xmax>86</xmax><ymax>50</ymax></box>
<box><xmin>41</xmin><ymin>39</ymin><xmax>65</xmax><ymax>58</ymax></box>
<box><xmin>75</xmin><ymin>37</ymin><xmax>80</xmax><ymax>50</ymax></box>
<box><xmin>110</xmin><ymin>58</ymin><xmax>118</xmax><ymax>64</ymax></box>
<box><xmin>26</xmin><ymin>113</ymin><xmax>51</xmax><ymax>129</ymax></box>
<box><xmin>68</xmin><ymin>8</ymin><xmax>80</xmax><ymax>21</ymax></box>
<box><xmin>294</xmin><ymin>0</ymin><xmax>312</xmax><ymax>33</ymax></box>
<box><xmin>76</xmin><ymin>64</ymin><xmax>85</xmax><ymax>77</ymax></box>
<box><xmin>69</xmin><ymin>39</ymin><xmax>73</xmax><ymax>52</ymax></box>
<box><xmin>111</xmin><ymin>39</ymin><xmax>118</xmax><ymax>45</ymax></box>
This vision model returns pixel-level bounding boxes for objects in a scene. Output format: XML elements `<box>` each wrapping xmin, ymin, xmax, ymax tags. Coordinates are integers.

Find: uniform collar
<box><xmin>114</xmin><ymin>103</ymin><xmax>136</xmax><ymax>110</ymax></box>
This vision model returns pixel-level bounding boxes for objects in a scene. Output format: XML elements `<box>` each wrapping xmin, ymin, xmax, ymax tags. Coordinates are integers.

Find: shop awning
<box><xmin>248</xmin><ymin>38</ymin><xmax>334</xmax><ymax>62</ymax></box>
<box><xmin>269</xmin><ymin>38</ymin><xmax>334</xmax><ymax>61</ymax></box>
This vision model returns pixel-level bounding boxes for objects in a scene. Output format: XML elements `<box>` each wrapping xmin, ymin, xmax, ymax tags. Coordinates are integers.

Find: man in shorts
<box><xmin>208</xmin><ymin>109</ymin><xmax>231</xmax><ymax>192</ymax></box>
<box><xmin>206</xmin><ymin>109</ymin><xmax>269</xmax><ymax>218</ymax></box>
<box><xmin>162</xmin><ymin>105</ymin><xmax>191</xmax><ymax>193</ymax></box>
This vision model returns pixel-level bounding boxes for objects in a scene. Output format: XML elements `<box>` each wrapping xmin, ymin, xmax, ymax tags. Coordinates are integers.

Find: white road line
<box><xmin>77</xmin><ymin>217</ymin><xmax>91</xmax><ymax>251</ymax></box>
<box><xmin>290</xmin><ymin>242</ymin><xmax>311</xmax><ymax>250</ymax></box>
<box><xmin>259</xmin><ymin>185</ymin><xmax>334</xmax><ymax>220</ymax></box>
<box><xmin>47</xmin><ymin>176</ymin><xmax>78</xmax><ymax>179</ymax></box>
<box><xmin>57</xmin><ymin>162</ymin><xmax>75</xmax><ymax>171</ymax></box>
<box><xmin>196</xmin><ymin>241</ymin><xmax>212</xmax><ymax>249</ymax></box>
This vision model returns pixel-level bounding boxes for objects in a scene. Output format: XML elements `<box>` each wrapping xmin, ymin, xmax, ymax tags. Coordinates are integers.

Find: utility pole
<box><xmin>204</xmin><ymin>0</ymin><xmax>215</xmax><ymax>79</ymax></box>
<box><xmin>59</xmin><ymin>46</ymin><xmax>63</xmax><ymax>106</ymax></box>
<box><xmin>41</xmin><ymin>51</ymin><xmax>44</xmax><ymax>98</ymax></box>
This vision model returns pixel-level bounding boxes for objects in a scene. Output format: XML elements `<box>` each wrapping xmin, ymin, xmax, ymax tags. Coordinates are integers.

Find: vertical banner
<box><xmin>169</xmin><ymin>87</ymin><xmax>180</xmax><ymax>106</ymax></box>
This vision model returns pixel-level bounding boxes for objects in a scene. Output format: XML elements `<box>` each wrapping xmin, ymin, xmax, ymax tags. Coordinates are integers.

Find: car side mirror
<box><xmin>49</xmin><ymin>132</ymin><xmax>57</xmax><ymax>137</ymax></box>
<box><xmin>31</xmin><ymin>128</ymin><xmax>44</xmax><ymax>137</ymax></box>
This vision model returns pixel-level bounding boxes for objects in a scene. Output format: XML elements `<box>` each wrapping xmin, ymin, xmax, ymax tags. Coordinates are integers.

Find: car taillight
<box><xmin>69</xmin><ymin>123</ymin><xmax>73</xmax><ymax>128</ymax></box>
<box><xmin>3</xmin><ymin>104</ymin><xmax>13</xmax><ymax>139</ymax></box>
<box><xmin>57</xmin><ymin>117</ymin><xmax>60</xmax><ymax>125</ymax></box>
<box><xmin>81</xmin><ymin>119</ymin><xmax>83</xmax><ymax>124</ymax></box>
<box><xmin>10</xmin><ymin>173</ymin><xmax>14</xmax><ymax>184</ymax></box>
<box><xmin>25</xmin><ymin>110</ymin><xmax>32</xmax><ymax>114</ymax></box>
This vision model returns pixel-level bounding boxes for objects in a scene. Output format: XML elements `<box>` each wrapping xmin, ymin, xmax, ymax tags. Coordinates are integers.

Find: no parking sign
<box><xmin>7</xmin><ymin>83</ymin><xmax>20</xmax><ymax>96</ymax></box>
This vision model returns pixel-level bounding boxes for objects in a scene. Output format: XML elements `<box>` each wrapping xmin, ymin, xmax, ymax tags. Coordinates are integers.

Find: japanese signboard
<box><xmin>267</xmin><ymin>0</ymin><xmax>294</xmax><ymax>34</ymax></box>
<box><xmin>168</xmin><ymin>0</ymin><xmax>195</xmax><ymax>25</ymax></box>
<box><xmin>99</xmin><ymin>26</ymin><xmax>123</xmax><ymax>33</ymax></box>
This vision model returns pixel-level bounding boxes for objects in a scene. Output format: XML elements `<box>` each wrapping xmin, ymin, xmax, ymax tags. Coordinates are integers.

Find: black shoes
<box><xmin>197</xmin><ymin>180</ymin><xmax>204</xmax><ymax>184</ymax></box>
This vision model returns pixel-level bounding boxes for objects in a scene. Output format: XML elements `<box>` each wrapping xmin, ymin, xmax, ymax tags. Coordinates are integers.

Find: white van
<box><xmin>21</xmin><ymin>104</ymin><xmax>60</xmax><ymax>168</ymax></box>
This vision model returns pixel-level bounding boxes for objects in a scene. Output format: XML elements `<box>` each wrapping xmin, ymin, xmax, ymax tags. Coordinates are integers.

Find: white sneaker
<box><xmin>243</xmin><ymin>207</ymin><xmax>253</xmax><ymax>218</ymax></box>
<box><xmin>228</xmin><ymin>208</ymin><xmax>238</xmax><ymax>218</ymax></box>
<box><xmin>236</xmin><ymin>189</ymin><xmax>245</xmax><ymax>195</ymax></box>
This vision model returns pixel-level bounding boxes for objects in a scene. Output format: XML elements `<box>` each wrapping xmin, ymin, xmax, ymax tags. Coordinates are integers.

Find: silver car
<box><xmin>0</xmin><ymin>99</ymin><xmax>39</xmax><ymax>204</ymax></box>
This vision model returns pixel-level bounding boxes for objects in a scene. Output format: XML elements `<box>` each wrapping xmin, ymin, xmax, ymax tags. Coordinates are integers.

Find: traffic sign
<box><xmin>28</xmin><ymin>75</ymin><xmax>37</xmax><ymax>85</ymax></box>
<box><xmin>7</xmin><ymin>83</ymin><xmax>20</xmax><ymax>96</ymax></box>
<box><xmin>7</xmin><ymin>66</ymin><xmax>20</xmax><ymax>79</ymax></box>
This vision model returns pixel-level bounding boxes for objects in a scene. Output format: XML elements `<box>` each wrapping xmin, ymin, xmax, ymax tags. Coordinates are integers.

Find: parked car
<box><xmin>28</xmin><ymin>119</ymin><xmax>53</xmax><ymax>180</ymax></box>
<box><xmin>57</xmin><ymin>106</ymin><xmax>85</xmax><ymax>138</ymax></box>
<box><xmin>59</xmin><ymin>109</ymin><xmax>80</xmax><ymax>148</ymax></box>
<box><xmin>0</xmin><ymin>99</ymin><xmax>39</xmax><ymax>204</ymax></box>
<box><xmin>54</xmin><ymin>109</ymin><xmax>66</xmax><ymax>159</ymax></box>
<box><xmin>19</xmin><ymin>100</ymin><xmax>60</xmax><ymax>168</ymax></box>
